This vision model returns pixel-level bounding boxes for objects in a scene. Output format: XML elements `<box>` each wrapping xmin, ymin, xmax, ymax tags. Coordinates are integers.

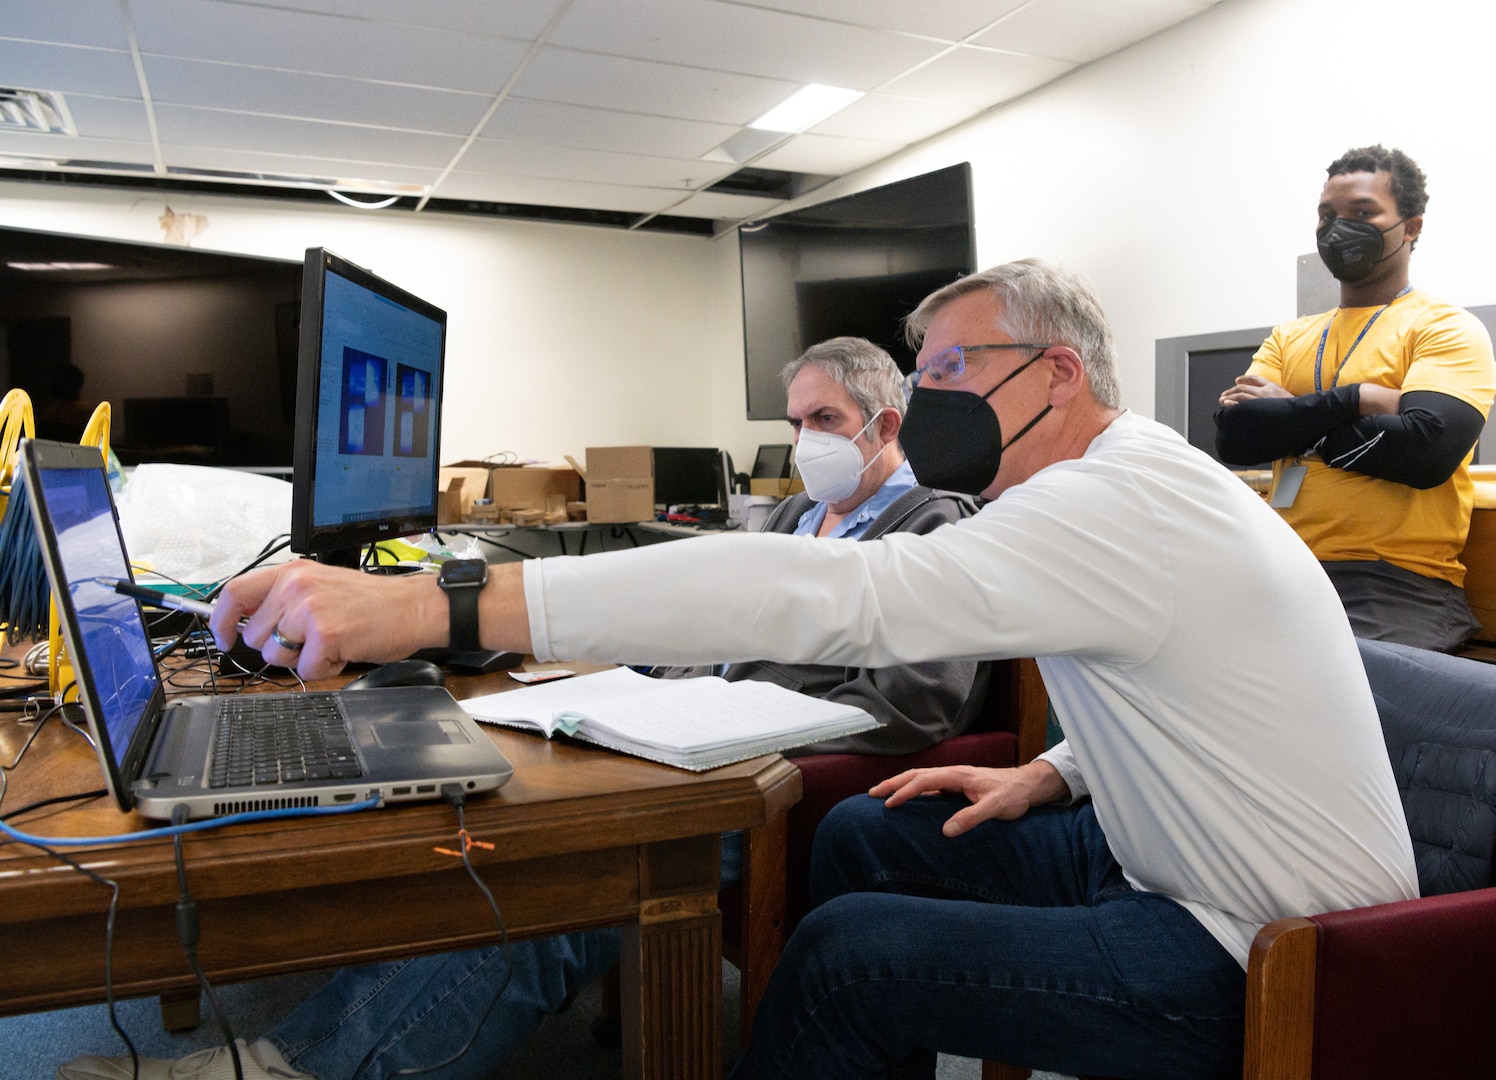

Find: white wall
<box><xmin>0</xmin><ymin>179</ymin><xmax>767</xmax><ymax>466</ymax></box>
<box><xmin>759</xmin><ymin>0</ymin><xmax>1496</xmax><ymax>416</ymax></box>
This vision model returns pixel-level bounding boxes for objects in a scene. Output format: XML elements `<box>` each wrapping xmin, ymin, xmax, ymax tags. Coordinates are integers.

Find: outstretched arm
<box><xmin>211</xmin><ymin>559</ymin><xmax>532</xmax><ymax>679</ymax></box>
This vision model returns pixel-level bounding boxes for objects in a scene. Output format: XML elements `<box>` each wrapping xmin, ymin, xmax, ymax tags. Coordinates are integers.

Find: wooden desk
<box><xmin>0</xmin><ymin>665</ymin><xmax>801</xmax><ymax>1080</ymax></box>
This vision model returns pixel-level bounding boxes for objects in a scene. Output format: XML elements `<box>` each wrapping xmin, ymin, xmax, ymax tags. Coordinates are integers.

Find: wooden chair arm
<box><xmin>1243</xmin><ymin>916</ymin><xmax>1317</xmax><ymax>1080</ymax></box>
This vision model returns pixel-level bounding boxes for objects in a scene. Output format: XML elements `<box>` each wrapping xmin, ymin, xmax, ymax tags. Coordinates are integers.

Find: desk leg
<box><xmin>620</xmin><ymin>836</ymin><xmax>722</xmax><ymax>1080</ymax></box>
<box><xmin>620</xmin><ymin>898</ymin><xmax>722</xmax><ymax>1080</ymax></box>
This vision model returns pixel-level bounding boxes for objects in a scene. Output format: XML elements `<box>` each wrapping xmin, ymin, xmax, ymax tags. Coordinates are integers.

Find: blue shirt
<box><xmin>795</xmin><ymin>460</ymin><xmax>918</xmax><ymax>539</ymax></box>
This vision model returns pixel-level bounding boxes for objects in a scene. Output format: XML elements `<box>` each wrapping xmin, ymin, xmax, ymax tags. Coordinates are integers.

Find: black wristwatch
<box><xmin>438</xmin><ymin>558</ymin><xmax>488</xmax><ymax>653</ymax></box>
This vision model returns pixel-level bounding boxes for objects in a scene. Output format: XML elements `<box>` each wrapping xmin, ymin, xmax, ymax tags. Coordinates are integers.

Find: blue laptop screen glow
<box><xmin>37</xmin><ymin>465</ymin><xmax>159</xmax><ymax>756</ymax></box>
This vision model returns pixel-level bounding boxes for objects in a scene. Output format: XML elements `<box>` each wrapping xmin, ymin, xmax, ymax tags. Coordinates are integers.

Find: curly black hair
<box><xmin>1326</xmin><ymin>145</ymin><xmax>1428</xmax><ymax>218</ymax></box>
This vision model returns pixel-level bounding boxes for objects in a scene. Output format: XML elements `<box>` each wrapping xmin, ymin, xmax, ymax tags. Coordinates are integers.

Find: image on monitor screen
<box><xmin>290</xmin><ymin>248</ymin><xmax>446</xmax><ymax>565</ymax></box>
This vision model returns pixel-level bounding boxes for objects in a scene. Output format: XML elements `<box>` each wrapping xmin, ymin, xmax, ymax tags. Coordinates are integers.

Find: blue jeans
<box><xmin>727</xmin><ymin>796</ymin><xmax>1245</xmax><ymax>1080</ymax></box>
<box><xmin>266</xmin><ymin>830</ymin><xmax>743</xmax><ymax>1079</ymax></box>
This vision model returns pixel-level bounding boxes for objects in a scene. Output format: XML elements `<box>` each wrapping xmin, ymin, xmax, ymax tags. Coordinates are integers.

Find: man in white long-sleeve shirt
<box><xmin>214</xmin><ymin>259</ymin><xmax>1417</xmax><ymax>1080</ymax></box>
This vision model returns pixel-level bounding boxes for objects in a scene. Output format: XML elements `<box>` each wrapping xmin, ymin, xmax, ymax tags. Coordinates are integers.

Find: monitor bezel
<box><xmin>289</xmin><ymin>248</ymin><xmax>447</xmax><ymax>563</ymax></box>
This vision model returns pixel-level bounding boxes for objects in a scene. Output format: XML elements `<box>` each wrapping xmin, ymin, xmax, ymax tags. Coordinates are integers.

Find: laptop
<box><xmin>20</xmin><ymin>437</ymin><xmax>514</xmax><ymax>821</ymax></box>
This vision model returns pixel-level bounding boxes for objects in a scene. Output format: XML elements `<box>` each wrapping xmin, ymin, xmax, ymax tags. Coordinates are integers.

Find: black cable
<box><xmin>357</xmin><ymin>786</ymin><xmax>512</xmax><ymax>1078</ymax></box>
<box><xmin>171</xmin><ymin>804</ymin><xmax>245</xmax><ymax>1080</ymax></box>
<box><xmin>32</xmin><ymin>839</ymin><xmax>138</xmax><ymax>1079</ymax></box>
<box><xmin>0</xmin><ymin>786</ymin><xmax>107</xmax><ymax>822</ymax></box>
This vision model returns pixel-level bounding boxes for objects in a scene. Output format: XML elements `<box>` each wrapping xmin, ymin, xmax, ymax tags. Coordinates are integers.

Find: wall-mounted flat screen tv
<box><xmin>738</xmin><ymin>163</ymin><xmax>976</xmax><ymax>420</ymax></box>
<box><xmin>0</xmin><ymin>226</ymin><xmax>300</xmax><ymax>471</ymax></box>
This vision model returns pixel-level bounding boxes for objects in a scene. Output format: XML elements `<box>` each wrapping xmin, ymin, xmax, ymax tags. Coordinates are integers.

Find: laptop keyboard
<box><xmin>209</xmin><ymin>693</ymin><xmax>362</xmax><ymax>788</ymax></box>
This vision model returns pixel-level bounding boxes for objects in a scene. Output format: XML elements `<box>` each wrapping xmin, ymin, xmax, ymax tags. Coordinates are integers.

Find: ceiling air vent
<box><xmin>0</xmin><ymin>88</ymin><xmax>75</xmax><ymax>136</ymax></box>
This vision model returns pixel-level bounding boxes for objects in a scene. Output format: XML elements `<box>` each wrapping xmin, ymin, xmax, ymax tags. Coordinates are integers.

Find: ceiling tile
<box><xmin>551</xmin><ymin>0</ymin><xmax>949</xmax><ymax>90</ymax></box>
<box><xmin>242</xmin><ymin>0</ymin><xmax>570</xmax><ymax>40</ymax></box>
<box><xmin>808</xmin><ymin>92</ymin><xmax>981</xmax><ymax>144</ymax></box>
<box><xmin>512</xmin><ymin>46</ymin><xmax>797</xmax><ymax>127</ymax></box>
<box><xmin>481</xmin><ymin>98</ymin><xmax>737</xmax><ymax>160</ymax></box>
<box><xmin>158</xmin><ymin>146</ymin><xmax>442</xmax><ymax>189</ymax></box>
<box><xmin>973</xmin><ymin>0</ymin><xmax>1215</xmax><ymax>63</ymax></box>
<box><xmin>58</xmin><ymin>94</ymin><xmax>154</xmax><ymax>142</ymax></box>
<box><xmin>0</xmin><ymin>39</ymin><xmax>140</xmax><ymax>97</ymax></box>
<box><xmin>461</xmin><ymin>139</ymin><xmax>732</xmax><ymax>189</ymax></box>
<box><xmin>152</xmin><ymin>104</ymin><xmax>466</xmax><ymax>168</ymax></box>
<box><xmin>879</xmin><ymin>45</ymin><xmax>1074</xmax><ymax>110</ymax></box>
<box><xmin>129</xmin><ymin>0</ymin><xmax>532</xmax><ymax>94</ymax></box>
<box><xmin>141</xmin><ymin>57</ymin><xmax>492</xmax><ymax>134</ymax></box>
<box><xmin>0</xmin><ymin>134</ymin><xmax>157</xmax><ymax>167</ymax></box>
<box><xmin>719</xmin><ymin>0</ymin><xmax>1031</xmax><ymax>43</ymax></box>
<box><xmin>433</xmin><ymin>170</ymin><xmax>684</xmax><ymax>213</ymax></box>
<box><xmin>667</xmin><ymin>189</ymin><xmax>785</xmax><ymax>220</ymax></box>
<box><xmin>1</xmin><ymin>0</ymin><xmax>131</xmax><ymax>48</ymax></box>
<box><xmin>752</xmin><ymin>132</ymin><xmax>901</xmax><ymax>174</ymax></box>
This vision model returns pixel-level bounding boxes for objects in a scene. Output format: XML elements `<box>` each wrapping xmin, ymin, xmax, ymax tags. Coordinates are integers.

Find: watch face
<box><xmin>441</xmin><ymin>559</ymin><xmax>488</xmax><ymax>586</ymax></box>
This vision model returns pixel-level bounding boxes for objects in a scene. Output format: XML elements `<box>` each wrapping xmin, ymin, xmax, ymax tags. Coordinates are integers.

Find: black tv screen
<box><xmin>739</xmin><ymin>163</ymin><xmax>976</xmax><ymax>420</ymax></box>
<box><xmin>0</xmin><ymin>226</ymin><xmax>300</xmax><ymax>469</ymax></box>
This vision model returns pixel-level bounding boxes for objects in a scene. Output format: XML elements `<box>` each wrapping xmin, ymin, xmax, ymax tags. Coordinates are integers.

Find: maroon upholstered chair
<box><xmin>992</xmin><ymin>639</ymin><xmax>1496</xmax><ymax>1080</ymax></box>
<box><xmin>1243</xmin><ymin>886</ymin><xmax>1496</xmax><ymax>1079</ymax></box>
<box><xmin>722</xmin><ymin>657</ymin><xmax>1051</xmax><ymax>1041</ymax></box>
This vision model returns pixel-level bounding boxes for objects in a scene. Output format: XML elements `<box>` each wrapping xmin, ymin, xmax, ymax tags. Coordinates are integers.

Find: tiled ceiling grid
<box><xmin>0</xmin><ymin>0</ymin><xmax>1218</xmax><ymax>228</ymax></box>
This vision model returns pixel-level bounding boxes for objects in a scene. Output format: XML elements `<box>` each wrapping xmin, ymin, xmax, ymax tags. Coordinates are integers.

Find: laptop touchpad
<box><xmin>372</xmin><ymin>720</ymin><xmax>470</xmax><ymax>748</ymax></box>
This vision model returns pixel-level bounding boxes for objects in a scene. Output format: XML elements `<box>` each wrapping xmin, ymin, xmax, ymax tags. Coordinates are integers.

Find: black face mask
<box><xmin>1316</xmin><ymin>216</ymin><xmax>1406</xmax><ymax>283</ymax></box>
<box><xmin>899</xmin><ymin>353</ymin><xmax>1051</xmax><ymax>495</ymax></box>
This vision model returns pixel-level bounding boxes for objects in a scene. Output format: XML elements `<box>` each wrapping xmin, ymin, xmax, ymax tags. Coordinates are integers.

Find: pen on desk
<box><xmin>99</xmin><ymin>578</ymin><xmax>249</xmax><ymax>628</ymax></box>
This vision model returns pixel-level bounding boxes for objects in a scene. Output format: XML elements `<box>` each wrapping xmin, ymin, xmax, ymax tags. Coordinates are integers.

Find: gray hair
<box><xmin>904</xmin><ymin>258</ymin><xmax>1121</xmax><ymax>409</ymax></box>
<box><xmin>780</xmin><ymin>336</ymin><xmax>907</xmax><ymax>423</ymax></box>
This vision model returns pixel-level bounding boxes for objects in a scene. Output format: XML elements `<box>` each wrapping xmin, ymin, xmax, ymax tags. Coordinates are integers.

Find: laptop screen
<box><xmin>31</xmin><ymin>462</ymin><xmax>161</xmax><ymax>761</ymax></box>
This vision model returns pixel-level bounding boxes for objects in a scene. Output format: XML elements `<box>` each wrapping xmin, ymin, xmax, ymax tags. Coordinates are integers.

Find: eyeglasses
<box><xmin>902</xmin><ymin>343</ymin><xmax>1051</xmax><ymax>398</ymax></box>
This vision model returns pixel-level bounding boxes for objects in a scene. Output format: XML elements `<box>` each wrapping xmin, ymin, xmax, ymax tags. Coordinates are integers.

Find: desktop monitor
<box><xmin>752</xmin><ymin>443</ymin><xmax>793</xmax><ymax>481</ymax></box>
<box><xmin>652</xmin><ymin>447</ymin><xmax>724</xmax><ymax>508</ymax></box>
<box><xmin>290</xmin><ymin>248</ymin><xmax>446</xmax><ymax>566</ymax></box>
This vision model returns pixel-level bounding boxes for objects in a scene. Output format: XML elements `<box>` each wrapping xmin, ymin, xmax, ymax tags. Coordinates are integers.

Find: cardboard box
<box><xmin>487</xmin><ymin>465</ymin><xmax>581</xmax><ymax>515</ymax></box>
<box><xmin>437</xmin><ymin>467</ymin><xmax>492</xmax><ymax>524</ymax></box>
<box><xmin>749</xmin><ymin>476</ymin><xmax>805</xmax><ymax>498</ymax></box>
<box><xmin>585</xmin><ymin>446</ymin><xmax>655</xmax><ymax>523</ymax></box>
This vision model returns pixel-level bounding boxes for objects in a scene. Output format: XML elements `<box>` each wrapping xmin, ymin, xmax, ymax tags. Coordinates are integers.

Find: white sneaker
<box><xmin>57</xmin><ymin>1039</ymin><xmax>310</xmax><ymax>1080</ymax></box>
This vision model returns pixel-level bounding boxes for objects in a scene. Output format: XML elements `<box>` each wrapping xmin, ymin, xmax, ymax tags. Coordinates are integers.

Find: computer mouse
<box><xmin>342</xmin><ymin>659</ymin><xmax>445</xmax><ymax>691</ymax></box>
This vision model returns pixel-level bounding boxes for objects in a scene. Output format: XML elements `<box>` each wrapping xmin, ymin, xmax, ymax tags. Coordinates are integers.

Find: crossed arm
<box><xmin>1214</xmin><ymin>376</ymin><xmax>1484</xmax><ymax>489</ymax></box>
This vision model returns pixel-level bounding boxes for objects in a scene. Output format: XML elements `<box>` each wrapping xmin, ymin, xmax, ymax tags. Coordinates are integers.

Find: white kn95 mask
<box><xmin>793</xmin><ymin>411</ymin><xmax>890</xmax><ymax>504</ymax></box>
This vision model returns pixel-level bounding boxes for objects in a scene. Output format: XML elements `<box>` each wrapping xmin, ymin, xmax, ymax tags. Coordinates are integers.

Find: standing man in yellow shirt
<box><xmin>1216</xmin><ymin>145</ymin><xmax>1496</xmax><ymax>651</ymax></box>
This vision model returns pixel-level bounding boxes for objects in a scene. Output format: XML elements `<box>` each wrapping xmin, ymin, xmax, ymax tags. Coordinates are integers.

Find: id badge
<box><xmin>1268</xmin><ymin>464</ymin><xmax>1307</xmax><ymax>509</ymax></box>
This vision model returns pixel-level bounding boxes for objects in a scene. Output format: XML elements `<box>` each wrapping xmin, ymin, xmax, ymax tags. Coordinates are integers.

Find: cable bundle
<box><xmin>0</xmin><ymin>389</ymin><xmax>46</xmax><ymax>643</ymax></box>
<box><xmin>0</xmin><ymin>473</ymin><xmax>47</xmax><ymax>643</ymax></box>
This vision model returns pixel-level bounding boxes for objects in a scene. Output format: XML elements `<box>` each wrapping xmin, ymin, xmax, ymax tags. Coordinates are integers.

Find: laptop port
<box><xmin>392</xmin><ymin>786</ymin><xmax>411</xmax><ymax>796</ymax></box>
<box><xmin>334</xmin><ymin>792</ymin><xmax>355</xmax><ymax>803</ymax></box>
<box><xmin>416</xmin><ymin>784</ymin><xmax>435</xmax><ymax>794</ymax></box>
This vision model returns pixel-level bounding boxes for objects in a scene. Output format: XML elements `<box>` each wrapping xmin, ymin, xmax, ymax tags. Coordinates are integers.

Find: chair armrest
<box><xmin>1310</xmin><ymin>886</ymin><xmax>1496</xmax><ymax>1078</ymax></box>
<box><xmin>1245</xmin><ymin>887</ymin><xmax>1496</xmax><ymax>1080</ymax></box>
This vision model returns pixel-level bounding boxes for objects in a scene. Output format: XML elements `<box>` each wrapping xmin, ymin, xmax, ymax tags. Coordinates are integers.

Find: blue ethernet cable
<box><xmin>0</xmin><ymin>795</ymin><xmax>382</xmax><ymax>848</ymax></box>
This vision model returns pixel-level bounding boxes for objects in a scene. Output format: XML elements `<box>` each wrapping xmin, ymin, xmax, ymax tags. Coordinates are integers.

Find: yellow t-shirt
<box><xmin>1249</xmin><ymin>289</ymin><xmax>1496</xmax><ymax>587</ymax></box>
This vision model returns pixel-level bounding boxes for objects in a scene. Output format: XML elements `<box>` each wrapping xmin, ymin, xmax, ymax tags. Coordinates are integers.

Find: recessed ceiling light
<box><xmin>748</xmin><ymin>85</ymin><xmax>862</xmax><ymax>134</ymax></box>
<box><xmin>7</xmin><ymin>262</ymin><xmax>113</xmax><ymax>271</ymax></box>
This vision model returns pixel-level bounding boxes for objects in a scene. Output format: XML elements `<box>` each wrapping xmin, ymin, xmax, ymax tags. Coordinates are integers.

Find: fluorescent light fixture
<box><xmin>748</xmin><ymin>84</ymin><xmax>862</xmax><ymax>134</ymax></box>
<box><xmin>8</xmin><ymin>261</ymin><xmax>112</xmax><ymax>271</ymax></box>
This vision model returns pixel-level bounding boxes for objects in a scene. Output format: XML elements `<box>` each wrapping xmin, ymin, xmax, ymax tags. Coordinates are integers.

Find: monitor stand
<box><xmin>410</xmin><ymin>647</ymin><xmax>524</xmax><ymax>675</ymax></box>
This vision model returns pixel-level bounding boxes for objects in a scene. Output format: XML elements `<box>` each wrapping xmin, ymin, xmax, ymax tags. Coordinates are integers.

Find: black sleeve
<box><xmin>1316</xmin><ymin>390</ymin><xmax>1487</xmax><ymax>489</ymax></box>
<box><xmin>1213</xmin><ymin>386</ymin><xmax>1362</xmax><ymax>466</ymax></box>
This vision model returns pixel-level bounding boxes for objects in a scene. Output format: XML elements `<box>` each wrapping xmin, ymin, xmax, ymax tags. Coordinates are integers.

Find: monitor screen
<box><xmin>652</xmin><ymin>447</ymin><xmax>723</xmax><ymax>508</ymax></box>
<box><xmin>739</xmin><ymin>163</ymin><xmax>976</xmax><ymax>420</ymax></box>
<box><xmin>0</xmin><ymin>226</ymin><xmax>299</xmax><ymax>469</ymax></box>
<box><xmin>290</xmin><ymin>249</ymin><xmax>446</xmax><ymax>564</ymax></box>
